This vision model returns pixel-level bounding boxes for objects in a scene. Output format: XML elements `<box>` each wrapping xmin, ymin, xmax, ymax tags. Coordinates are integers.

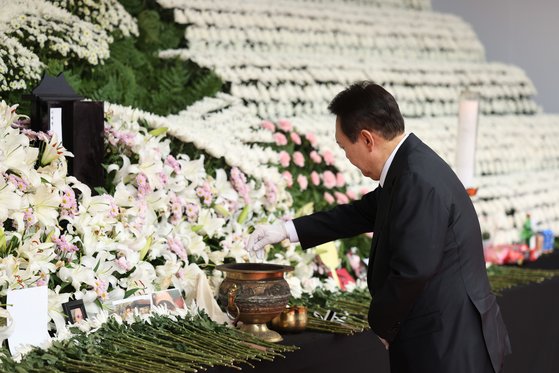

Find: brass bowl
<box><xmin>269</xmin><ymin>305</ymin><xmax>308</xmax><ymax>333</ymax></box>
<box><xmin>216</xmin><ymin>263</ymin><xmax>293</xmax><ymax>342</ymax></box>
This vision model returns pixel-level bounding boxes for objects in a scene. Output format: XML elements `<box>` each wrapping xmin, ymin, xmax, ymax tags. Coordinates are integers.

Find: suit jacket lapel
<box><xmin>368</xmin><ymin>134</ymin><xmax>421</xmax><ymax>271</ymax></box>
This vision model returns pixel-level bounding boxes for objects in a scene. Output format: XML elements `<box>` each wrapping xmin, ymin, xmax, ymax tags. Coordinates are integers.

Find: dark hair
<box><xmin>328</xmin><ymin>81</ymin><xmax>405</xmax><ymax>142</ymax></box>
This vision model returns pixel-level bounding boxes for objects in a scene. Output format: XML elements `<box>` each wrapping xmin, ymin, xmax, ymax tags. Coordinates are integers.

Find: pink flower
<box><xmin>167</xmin><ymin>237</ymin><xmax>187</xmax><ymax>261</ymax></box>
<box><xmin>360</xmin><ymin>187</ymin><xmax>370</xmax><ymax>196</ymax></box>
<box><xmin>158</xmin><ymin>171</ymin><xmax>169</xmax><ymax>186</ymax></box>
<box><xmin>53</xmin><ymin>235</ymin><xmax>79</xmax><ymax>255</ymax></box>
<box><xmin>136</xmin><ymin>173</ymin><xmax>152</xmax><ymax>198</ymax></box>
<box><xmin>264</xmin><ymin>179</ymin><xmax>278</xmax><ymax>206</ymax></box>
<box><xmin>278</xmin><ymin>119</ymin><xmax>293</xmax><ymax>132</ymax></box>
<box><xmin>94</xmin><ymin>279</ymin><xmax>109</xmax><ymax>299</ymax></box>
<box><xmin>334</xmin><ymin>191</ymin><xmax>350</xmax><ymax>204</ymax></box>
<box><xmin>230</xmin><ymin>167</ymin><xmax>251</xmax><ymax>204</ymax></box>
<box><xmin>116</xmin><ymin>257</ymin><xmax>131</xmax><ymax>271</ymax></box>
<box><xmin>293</xmin><ymin>151</ymin><xmax>305</xmax><ymax>167</ymax></box>
<box><xmin>322</xmin><ymin>170</ymin><xmax>337</xmax><ymax>189</ymax></box>
<box><xmin>297</xmin><ymin>175</ymin><xmax>308</xmax><ymax>191</ymax></box>
<box><xmin>185</xmin><ymin>202</ymin><xmax>199</xmax><ymax>222</ymax></box>
<box><xmin>305</xmin><ymin>132</ymin><xmax>317</xmax><ymax>146</ymax></box>
<box><xmin>279</xmin><ymin>151</ymin><xmax>291</xmax><ymax>167</ymax></box>
<box><xmin>290</xmin><ymin>132</ymin><xmax>301</xmax><ymax>145</ymax></box>
<box><xmin>282</xmin><ymin>171</ymin><xmax>293</xmax><ymax>187</ymax></box>
<box><xmin>346</xmin><ymin>190</ymin><xmax>357</xmax><ymax>200</ymax></box>
<box><xmin>311</xmin><ymin>171</ymin><xmax>320</xmax><ymax>186</ymax></box>
<box><xmin>260</xmin><ymin>120</ymin><xmax>275</xmax><ymax>131</ymax></box>
<box><xmin>324</xmin><ymin>192</ymin><xmax>335</xmax><ymax>204</ymax></box>
<box><xmin>336</xmin><ymin>173</ymin><xmax>346</xmax><ymax>187</ymax></box>
<box><xmin>323</xmin><ymin>150</ymin><xmax>335</xmax><ymax>166</ymax></box>
<box><xmin>23</xmin><ymin>208</ymin><xmax>37</xmax><ymax>227</ymax></box>
<box><xmin>165</xmin><ymin>155</ymin><xmax>181</xmax><ymax>173</ymax></box>
<box><xmin>273</xmin><ymin>132</ymin><xmax>288</xmax><ymax>146</ymax></box>
<box><xmin>310</xmin><ymin>151</ymin><xmax>322</xmax><ymax>164</ymax></box>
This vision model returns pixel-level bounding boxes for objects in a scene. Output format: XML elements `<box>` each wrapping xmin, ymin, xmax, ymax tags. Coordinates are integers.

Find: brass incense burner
<box><xmin>269</xmin><ymin>305</ymin><xmax>308</xmax><ymax>333</ymax></box>
<box><xmin>216</xmin><ymin>263</ymin><xmax>293</xmax><ymax>342</ymax></box>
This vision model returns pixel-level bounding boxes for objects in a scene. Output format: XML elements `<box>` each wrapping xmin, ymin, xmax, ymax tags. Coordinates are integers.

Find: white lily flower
<box><xmin>47</xmin><ymin>287</ymin><xmax>71</xmax><ymax>332</ymax></box>
<box><xmin>58</xmin><ymin>265</ymin><xmax>96</xmax><ymax>292</ymax></box>
<box><xmin>28</xmin><ymin>184</ymin><xmax>61</xmax><ymax>227</ymax></box>
<box><xmin>196</xmin><ymin>209</ymin><xmax>225</xmax><ymax>238</ymax></box>
<box><xmin>0</xmin><ymin>178</ymin><xmax>20</xmax><ymax>222</ymax></box>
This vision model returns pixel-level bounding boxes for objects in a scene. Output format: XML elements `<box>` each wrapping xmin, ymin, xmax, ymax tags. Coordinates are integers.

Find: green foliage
<box><xmin>3</xmin><ymin>0</ymin><xmax>223</xmax><ymax>117</ymax></box>
<box><xmin>4</xmin><ymin>313</ymin><xmax>297</xmax><ymax>371</ymax></box>
<box><xmin>121</xmin><ymin>0</ymin><xmax>185</xmax><ymax>52</ymax></box>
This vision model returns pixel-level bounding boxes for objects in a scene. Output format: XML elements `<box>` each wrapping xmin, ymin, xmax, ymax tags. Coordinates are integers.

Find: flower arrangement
<box><xmin>159</xmin><ymin>0</ymin><xmax>539</xmax><ymax>118</ymax></box>
<box><xmin>256</xmin><ymin>118</ymin><xmax>362</xmax><ymax>212</ymax></box>
<box><xmin>0</xmin><ymin>100</ymin><xmax>295</xmax><ymax>334</ymax></box>
<box><xmin>47</xmin><ymin>0</ymin><xmax>139</xmax><ymax>38</ymax></box>
<box><xmin>1</xmin><ymin>0</ymin><xmax>112</xmax><ymax>66</ymax></box>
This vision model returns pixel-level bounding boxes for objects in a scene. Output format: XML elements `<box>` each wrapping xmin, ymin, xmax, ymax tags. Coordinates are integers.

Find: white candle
<box><xmin>455</xmin><ymin>91</ymin><xmax>480</xmax><ymax>189</ymax></box>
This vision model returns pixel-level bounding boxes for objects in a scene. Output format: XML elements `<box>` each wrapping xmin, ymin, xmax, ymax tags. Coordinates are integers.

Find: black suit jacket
<box><xmin>294</xmin><ymin>134</ymin><xmax>511</xmax><ymax>373</ymax></box>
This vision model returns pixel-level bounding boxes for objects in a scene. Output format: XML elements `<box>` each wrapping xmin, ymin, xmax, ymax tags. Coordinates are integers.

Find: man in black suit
<box><xmin>247</xmin><ymin>82</ymin><xmax>511</xmax><ymax>373</ymax></box>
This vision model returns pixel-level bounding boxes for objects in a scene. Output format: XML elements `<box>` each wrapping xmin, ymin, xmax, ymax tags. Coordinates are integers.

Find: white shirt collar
<box><xmin>379</xmin><ymin>133</ymin><xmax>409</xmax><ymax>187</ymax></box>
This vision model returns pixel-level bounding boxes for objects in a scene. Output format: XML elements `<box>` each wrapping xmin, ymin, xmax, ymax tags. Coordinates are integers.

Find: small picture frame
<box><xmin>62</xmin><ymin>299</ymin><xmax>88</xmax><ymax>324</ymax></box>
<box><xmin>151</xmin><ymin>289</ymin><xmax>186</xmax><ymax>311</ymax></box>
<box><xmin>112</xmin><ymin>295</ymin><xmax>152</xmax><ymax>319</ymax></box>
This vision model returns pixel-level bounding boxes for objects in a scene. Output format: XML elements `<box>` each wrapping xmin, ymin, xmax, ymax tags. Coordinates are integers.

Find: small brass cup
<box><xmin>269</xmin><ymin>305</ymin><xmax>308</xmax><ymax>333</ymax></box>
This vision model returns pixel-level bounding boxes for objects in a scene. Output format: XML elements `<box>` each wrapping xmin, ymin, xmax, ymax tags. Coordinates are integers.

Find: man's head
<box><xmin>329</xmin><ymin>82</ymin><xmax>405</xmax><ymax>180</ymax></box>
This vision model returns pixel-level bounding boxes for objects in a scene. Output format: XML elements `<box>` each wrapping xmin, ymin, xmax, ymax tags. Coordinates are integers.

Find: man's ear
<box><xmin>360</xmin><ymin>129</ymin><xmax>375</xmax><ymax>149</ymax></box>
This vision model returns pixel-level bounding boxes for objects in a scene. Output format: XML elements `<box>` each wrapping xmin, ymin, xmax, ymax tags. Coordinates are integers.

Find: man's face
<box><xmin>335</xmin><ymin>118</ymin><xmax>375</xmax><ymax>179</ymax></box>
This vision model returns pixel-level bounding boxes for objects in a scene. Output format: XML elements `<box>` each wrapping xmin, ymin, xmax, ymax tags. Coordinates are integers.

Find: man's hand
<box><xmin>246</xmin><ymin>222</ymin><xmax>288</xmax><ymax>259</ymax></box>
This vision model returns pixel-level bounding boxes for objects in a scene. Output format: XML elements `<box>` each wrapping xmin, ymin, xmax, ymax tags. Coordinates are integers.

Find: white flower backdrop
<box><xmin>0</xmin><ymin>0</ymin><xmax>558</xmax><ymax>340</ymax></box>
<box><xmin>155</xmin><ymin>0</ymin><xmax>559</xmax><ymax>243</ymax></box>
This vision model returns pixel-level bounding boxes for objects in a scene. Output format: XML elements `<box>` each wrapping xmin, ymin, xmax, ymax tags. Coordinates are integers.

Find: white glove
<box><xmin>246</xmin><ymin>222</ymin><xmax>289</xmax><ymax>260</ymax></box>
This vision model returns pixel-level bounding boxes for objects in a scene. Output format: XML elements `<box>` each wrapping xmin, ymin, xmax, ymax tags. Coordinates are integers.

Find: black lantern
<box><xmin>29</xmin><ymin>73</ymin><xmax>104</xmax><ymax>191</ymax></box>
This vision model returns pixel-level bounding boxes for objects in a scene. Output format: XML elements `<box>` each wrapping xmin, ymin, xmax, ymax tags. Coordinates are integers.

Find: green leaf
<box><xmin>296</xmin><ymin>202</ymin><xmax>314</xmax><ymax>218</ymax></box>
<box><xmin>94</xmin><ymin>186</ymin><xmax>108</xmax><ymax>195</ymax></box>
<box><xmin>124</xmin><ymin>287</ymin><xmax>142</xmax><ymax>298</ymax></box>
<box><xmin>148</xmin><ymin>127</ymin><xmax>168</xmax><ymax>137</ymax></box>
<box><xmin>237</xmin><ymin>205</ymin><xmax>250</xmax><ymax>224</ymax></box>
<box><xmin>139</xmin><ymin>235</ymin><xmax>152</xmax><ymax>261</ymax></box>
<box><xmin>0</xmin><ymin>227</ymin><xmax>6</xmax><ymax>255</ymax></box>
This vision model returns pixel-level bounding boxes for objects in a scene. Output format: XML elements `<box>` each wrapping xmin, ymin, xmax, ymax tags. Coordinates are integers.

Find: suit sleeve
<box><xmin>293</xmin><ymin>187</ymin><xmax>380</xmax><ymax>249</ymax></box>
<box><xmin>369</xmin><ymin>171</ymin><xmax>449</xmax><ymax>342</ymax></box>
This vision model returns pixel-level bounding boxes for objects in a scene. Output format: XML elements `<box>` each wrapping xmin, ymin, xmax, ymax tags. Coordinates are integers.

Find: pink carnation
<box><xmin>322</xmin><ymin>170</ymin><xmax>337</xmax><ymax>189</ymax></box>
<box><xmin>293</xmin><ymin>151</ymin><xmax>305</xmax><ymax>167</ymax></box>
<box><xmin>282</xmin><ymin>171</ymin><xmax>293</xmax><ymax>187</ymax></box>
<box><xmin>336</xmin><ymin>173</ymin><xmax>346</xmax><ymax>187</ymax></box>
<box><xmin>278</xmin><ymin>119</ymin><xmax>293</xmax><ymax>132</ymax></box>
<box><xmin>261</xmin><ymin>120</ymin><xmax>275</xmax><ymax>131</ymax></box>
<box><xmin>279</xmin><ymin>151</ymin><xmax>291</xmax><ymax>167</ymax></box>
<box><xmin>334</xmin><ymin>191</ymin><xmax>350</xmax><ymax>204</ymax></box>
<box><xmin>323</xmin><ymin>150</ymin><xmax>335</xmax><ymax>166</ymax></box>
<box><xmin>305</xmin><ymin>132</ymin><xmax>317</xmax><ymax>146</ymax></box>
<box><xmin>273</xmin><ymin>132</ymin><xmax>288</xmax><ymax>146</ymax></box>
<box><xmin>290</xmin><ymin>132</ymin><xmax>302</xmax><ymax>145</ymax></box>
<box><xmin>311</xmin><ymin>171</ymin><xmax>320</xmax><ymax>186</ymax></box>
<box><xmin>310</xmin><ymin>151</ymin><xmax>322</xmax><ymax>164</ymax></box>
<box><xmin>297</xmin><ymin>175</ymin><xmax>308</xmax><ymax>191</ymax></box>
<box><xmin>346</xmin><ymin>190</ymin><xmax>357</xmax><ymax>200</ymax></box>
<box><xmin>324</xmin><ymin>192</ymin><xmax>335</xmax><ymax>205</ymax></box>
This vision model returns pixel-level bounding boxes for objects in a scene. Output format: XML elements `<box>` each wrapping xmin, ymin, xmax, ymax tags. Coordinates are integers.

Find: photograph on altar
<box><xmin>111</xmin><ymin>296</ymin><xmax>151</xmax><ymax>319</ymax></box>
<box><xmin>62</xmin><ymin>299</ymin><xmax>88</xmax><ymax>324</ymax></box>
<box><xmin>151</xmin><ymin>289</ymin><xmax>186</xmax><ymax>311</ymax></box>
